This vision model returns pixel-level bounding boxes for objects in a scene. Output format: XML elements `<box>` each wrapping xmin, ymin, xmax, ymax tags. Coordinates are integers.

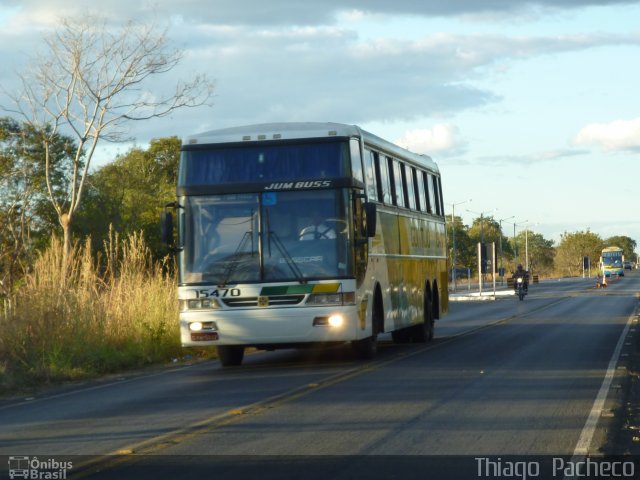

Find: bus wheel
<box><xmin>352</xmin><ymin>293</ymin><xmax>381</xmax><ymax>358</ymax></box>
<box><xmin>426</xmin><ymin>301</ymin><xmax>434</xmax><ymax>341</ymax></box>
<box><xmin>351</xmin><ymin>334</ymin><xmax>377</xmax><ymax>359</ymax></box>
<box><xmin>217</xmin><ymin>345</ymin><xmax>244</xmax><ymax>367</ymax></box>
<box><xmin>391</xmin><ymin>328</ymin><xmax>411</xmax><ymax>344</ymax></box>
<box><xmin>410</xmin><ymin>296</ymin><xmax>434</xmax><ymax>343</ymax></box>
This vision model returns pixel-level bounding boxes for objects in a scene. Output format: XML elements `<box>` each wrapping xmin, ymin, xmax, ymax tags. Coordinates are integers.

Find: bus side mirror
<box><xmin>364</xmin><ymin>203</ymin><xmax>377</xmax><ymax>237</ymax></box>
<box><xmin>160</xmin><ymin>211</ymin><xmax>174</xmax><ymax>246</ymax></box>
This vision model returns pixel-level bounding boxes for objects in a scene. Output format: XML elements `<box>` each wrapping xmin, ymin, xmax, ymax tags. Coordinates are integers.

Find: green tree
<box><xmin>604</xmin><ymin>235</ymin><xmax>637</xmax><ymax>261</ymax></box>
<box><xmin>4</xmin><ymin>15</ymin><xmax>213</xmax><ymax>265</ymax></box>
<box><xmin>466</xmin><ymin>216</ymin><xmax>503</xmax><ymax>274</ymax></box>
<box><xmin>447</xmin><ymin>215</ymin><xmax>473</xmax><ymax>269</ymax></box>
<box><xmin>0</xmin><ymin>117</ymin><xmax>76</xmax><ymax>295</ymax></box>
<box><xmin>554</xmin><ymin>230</ymin><xmax>604</xmax><ymax>277</ymax></box>
<box><xmin>515</xmin><ymin>231</ymin><xmax>555</xmax><ymax>275</ymax></box>
<box><xmin>468</xmin><ymin>216</ymin><xmax>502</xmax><ymax>247</ymax></box>
<box><xmin>75</xmin><ymin>137</ymin><xmax>181</xmax><ymax>258</ymax></box>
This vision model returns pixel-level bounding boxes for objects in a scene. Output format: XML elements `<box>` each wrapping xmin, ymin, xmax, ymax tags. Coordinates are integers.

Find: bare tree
<box><xmin>4</xmin><ymin>16</ymin><xmax>214</xmax><ymax>264</ymax></box>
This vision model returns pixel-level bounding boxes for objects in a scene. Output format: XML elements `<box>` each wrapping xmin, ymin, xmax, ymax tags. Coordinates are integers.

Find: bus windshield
<box><xmin>180</xmin><ymin>189</ymin><xmax>352</xmax><ymax>284</ymax></box>
<box><xmin>602</xmin><ymin>255</ymin><xmax>622</xmax><ymax>267</ymax></box>
<box><xmin>179</xmin><ymin>140</ymin><xmax>350</xmax><ymax>187</ymax></box>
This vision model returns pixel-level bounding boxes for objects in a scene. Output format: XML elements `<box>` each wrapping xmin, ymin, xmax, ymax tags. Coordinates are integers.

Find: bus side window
<box><xmin>435</xmin><ymin>175</ymin><xmax>445</xmax><ymax>217</ymax></box>
<box><xmin>350</xmin><ymin>138</ymin><xmax>364</xmax><ymax>184</ymax></box>
<box><xmin>402</xmin><ymin>164</ymin><xmax>415</xmax><ymax>210</ymax></box>
<box><xmin>364</xmin><ymin>149</ymin><xmax>378</xmax><ymax>201</ymax></box>
<box><xmin>374</xmin><ymin>152</ymin><xmax>392</xmax><ymax>204</ymax></box>
<box><xmin>423</xmin><ymin>171</ymin><xmax>433</xmax><ymax>214</ymax></box>
<box><xmin>386</xmin><ymin>157</ymin><xmax>397</xmax><ymax>206</ymax></box>
<box><xmin>412</xmin><ymin>167</ymin><xmax>422</xmax><ymax>211</ymax></box>
<box><xmin>431</xmin><ymin>174</ymin><xmax>442</xmax><ymax>216</ymax></box>
<box><xmin>416</xmin><ymin>169</ymin><xmax>427</xmax><ymax>212</ymax></box>
<box><xmin>392</xmin><ymin>160</ymin><xmax>405</xmax><ymax>207</ymax></box>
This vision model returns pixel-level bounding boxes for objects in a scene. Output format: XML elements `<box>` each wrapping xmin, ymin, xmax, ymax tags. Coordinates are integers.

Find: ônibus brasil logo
<box><xmin>8</xmin><ymin>456</ymin><xmax>73</xmax><ymax>479</ymax></box>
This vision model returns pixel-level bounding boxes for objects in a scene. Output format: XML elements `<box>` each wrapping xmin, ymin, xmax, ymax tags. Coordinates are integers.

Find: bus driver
<box><xmin>299</xmin><ymin>213</ymin><xmax>337</xmax><ymax>240</ymax></box>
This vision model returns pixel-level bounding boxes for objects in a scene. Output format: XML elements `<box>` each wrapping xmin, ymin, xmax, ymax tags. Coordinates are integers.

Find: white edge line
<box><xmin>571</xmin><ymin>308</ymin><xmax>637</xmax><ymax>458</ymax></box>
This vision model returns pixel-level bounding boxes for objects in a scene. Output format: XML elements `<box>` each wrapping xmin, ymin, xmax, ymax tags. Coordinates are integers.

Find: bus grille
<box><xmin>222</xmin><ymin>295</ymin><xmax>305</xmax><ymax>307</ymax></box>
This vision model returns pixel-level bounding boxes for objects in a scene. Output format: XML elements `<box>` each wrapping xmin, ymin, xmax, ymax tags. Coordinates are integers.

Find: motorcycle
<box><xmin>514</xmin><ymin>276</ymin><xmax>527</xmax><ymax>301</ymax></box>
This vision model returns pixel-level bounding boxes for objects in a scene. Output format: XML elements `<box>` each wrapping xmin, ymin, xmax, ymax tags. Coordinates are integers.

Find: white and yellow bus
<box><xmin>161</xmin><ymin>123</ymin><xmax>448</xmax><ymax>366</ymax></box>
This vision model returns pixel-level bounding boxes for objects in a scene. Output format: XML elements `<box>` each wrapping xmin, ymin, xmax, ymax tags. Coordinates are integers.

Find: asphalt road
<box><xmin>1</xmin><ymin>271</ymin><xmax>638</xmax><ymax>479</ymax></box>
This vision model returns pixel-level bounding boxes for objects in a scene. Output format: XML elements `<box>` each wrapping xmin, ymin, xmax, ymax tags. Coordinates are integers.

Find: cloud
<box><xmin>3</xmin><ymin>1</ymin><xmax>640</xmax><ymax>152</ymax></box>
<box><xmin>467</xmin><ymin>148</ymin><xmax>587</xmax><ymax>166</ymax></box>
<box><xmin>3</xmin><ymin>0</ymin><xmax>640</xmax><ymax>28</ymax></box>
<box><xmin>154</xmin><ymin>27</ymin><xmax>510</xmax><ymax>133</ymax></box>
<box><xmin>171</xmin><ymin>28</ymin><xmax>639</xmax><ymax>133</ymax></box>
<box><xmin>574</xmin><ymin>118</ymin><xmax>640</xmax><ymax>152</ymax></box>
<box><xmin>394</xmin><ymin>124</ymin><xmax>466</xmax><ymax>156</ymax></box>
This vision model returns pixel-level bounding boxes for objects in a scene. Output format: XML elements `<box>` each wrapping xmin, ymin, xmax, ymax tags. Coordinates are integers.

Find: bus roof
<box><xmin>184</xmin><ymin>122</ymin><xmax>439</xmax><ymax>173</ymax></box>
<box><xmin>602</xmin><ymin>246</ymin><xmax>623</xmax><ymax>252</ymax></box>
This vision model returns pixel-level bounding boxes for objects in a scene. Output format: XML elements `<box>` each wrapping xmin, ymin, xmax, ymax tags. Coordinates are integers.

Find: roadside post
<box><xmin>478</xmin><ymin>243</ymin><xmax>483</xmax><ymax>296</ymax></box>
<box><xmin>492</xmin><ymin>242</ymin><xmax>496</xmax><ymax>300</ymax></box>
<box><xmin>582</xmin><ymin>256</ymin><xmax>590</xmax><ymax>278</ymax></box>
<box><xmin>478</xmin><ymin>242</ymin><xmax>496</xmax><ymax>298</ymax></box>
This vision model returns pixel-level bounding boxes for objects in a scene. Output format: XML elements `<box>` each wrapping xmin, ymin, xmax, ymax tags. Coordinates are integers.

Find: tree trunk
<box><xmin>61</xmin><ymin>213</ymin><xmax>72</xmax><ymax>279</ymax></box>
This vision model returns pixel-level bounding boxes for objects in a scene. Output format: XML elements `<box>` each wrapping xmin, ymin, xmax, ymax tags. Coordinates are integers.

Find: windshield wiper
<box><xmin>267</xmin><ymin>230</ymin><xmax>306</xmax><ymax>284</ymax></box>
<box><xmin>218</xmin><ymin>209</ymin><xmax>256</xmax><ymax>287</ymax></box>
<box><xmin>218</xmin><ymin>231</ymin><xmax>253</xmax><ymax>287</ymax></box>
<box><xmin>264</xmin><ymin>209</ymin><xmax>306</xmax><ymax>284</ymax></box>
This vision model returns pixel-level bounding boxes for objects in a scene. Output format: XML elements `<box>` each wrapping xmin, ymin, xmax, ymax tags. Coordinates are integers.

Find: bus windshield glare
<box><xmin>180</xmin><ymin>189</ymin><xmax>352</xmax><ymax>284</ymax></box>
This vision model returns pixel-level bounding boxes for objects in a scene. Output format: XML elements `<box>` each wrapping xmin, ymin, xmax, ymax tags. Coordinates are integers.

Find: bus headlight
<box><xmin>313</xmin><ymin>314</ymin><xmax>344</xmax><ymax>328</ymax></box>
<box><xmin>328</xmin><ymin>314</ymin><xmax>344</xmax><ymax>327</ymax></box>
<box><xmin>189</xmin><ymin>321</ymin><xmax>217</xmax><ymax>331</ymax></box>
<box><xmin>306</xmin><ymin>292</ymin><xmax>355</xmax><ymax>306</ymax></box>
<box><xmin>180</xmin><ymin>298</ymin><xmax>221</xmax><ymax>311</ymax></box>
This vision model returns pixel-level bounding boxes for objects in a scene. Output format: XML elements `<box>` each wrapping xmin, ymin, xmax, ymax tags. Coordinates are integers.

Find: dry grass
<box><xmin>0</xmin><ymin>231</ymin><xmax>184</xmax><ymax>393</ymax></box>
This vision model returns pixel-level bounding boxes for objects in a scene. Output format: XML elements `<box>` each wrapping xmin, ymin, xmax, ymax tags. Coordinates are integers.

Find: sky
<box><xmin>0</xmin><ymin>0</ymin><xmax>639</xmax><ymax>253</ymax></box>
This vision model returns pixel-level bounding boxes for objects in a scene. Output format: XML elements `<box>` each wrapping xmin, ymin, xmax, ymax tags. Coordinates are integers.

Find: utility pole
<box><xmin>510</xmin><ymin>219</ymin><xmax>528</xmax><ymax>266</ymax></box>
<box><xmin>498</xmin><ymin>216</ymin><xmax>514</xmax><ymax>284</ymax></box>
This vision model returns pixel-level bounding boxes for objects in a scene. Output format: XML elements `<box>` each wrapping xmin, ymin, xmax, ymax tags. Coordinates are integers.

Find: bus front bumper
<box><xmin>179</xmin><ymin>306</ymin><xmax>363</xmax><ymax>348</ymax></box>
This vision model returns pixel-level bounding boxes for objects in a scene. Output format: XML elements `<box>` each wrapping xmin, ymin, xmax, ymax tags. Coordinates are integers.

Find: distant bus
<box><xmin>601</xmin><ymin>246</ymin><xmax>624</xmax><ymax>277</ymax></box>
<box><xmin>162</xmin><ymin>122</ymin><xmax>448</xmax><ymax>366</ymax></box>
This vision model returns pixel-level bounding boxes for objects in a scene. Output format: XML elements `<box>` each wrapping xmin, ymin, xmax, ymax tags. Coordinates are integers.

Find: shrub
<box><xmin>0</xmin><ymin>232</ymin><xmax>184</xmax><ymax>394</ymax></box>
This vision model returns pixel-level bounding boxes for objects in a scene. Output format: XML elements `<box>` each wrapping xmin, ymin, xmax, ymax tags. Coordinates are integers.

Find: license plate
<box><xmin>191</xmin><ymin>332</ymin><xmax>219</xmax><ymax>341</ymax></box>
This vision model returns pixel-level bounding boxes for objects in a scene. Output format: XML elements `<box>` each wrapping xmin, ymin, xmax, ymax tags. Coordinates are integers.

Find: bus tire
<box><xmin>353</xmin><ymin>289</ymin><xmax>382</xmax><ymax>358</ymax></box>
<box><xmin>409</xmin><ymin>311</ymin><xmax>433</xmax><ymax>343</ymax></box>
<box><xmin>391</xmin><ymin>328</ymin><xmax>411</xmax><ymax>344</ymax></box>
<box><xmin>217</xmin><ymin>345</ymin><xmax>244</xmax><ymax>367</ymax></box>
<box><xmin>426</xmin><ymin>307</ymin><xmax>435</xmax><ymax>341</ymax></box>
<box><xmin>351</xmin><ymin>335</ymin><xmax>377</xmax><ymax>359</ymax></box>
<box><xmin>409</xmin><ymin>286</ymin><xmax>434</xmax><ymax>343</ymax></box>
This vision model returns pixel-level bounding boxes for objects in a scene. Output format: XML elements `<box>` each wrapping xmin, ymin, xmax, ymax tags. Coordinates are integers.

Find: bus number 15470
<box><xmin>196</xmin><ymin>288</ymin><xmax>241</xmax><ymax>298</ymax></box>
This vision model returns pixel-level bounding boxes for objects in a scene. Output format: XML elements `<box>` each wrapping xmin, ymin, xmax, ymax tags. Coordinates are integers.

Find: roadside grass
<box><xmin>0</xmin><ymin>232</ymin><xmax>210</xmax><ymax>395</ymax></box>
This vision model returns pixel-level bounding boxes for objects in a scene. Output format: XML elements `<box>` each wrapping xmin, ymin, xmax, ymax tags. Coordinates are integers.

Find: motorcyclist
<box><xmin>512</xmin><ymin>264</ymin><xmax>529</xmax><ymax>292</ymax></box>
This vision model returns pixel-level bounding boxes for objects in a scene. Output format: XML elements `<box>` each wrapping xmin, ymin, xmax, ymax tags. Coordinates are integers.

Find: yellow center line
<box><xmin>73</xmin><ymin>297</ymin><xmax>569</xmax><ymax>477</ymax></box>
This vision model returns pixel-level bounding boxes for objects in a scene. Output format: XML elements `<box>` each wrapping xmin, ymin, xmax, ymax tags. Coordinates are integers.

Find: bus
<box><xmin>601</xmin><ymin>246</ymin><xmax>624</xmax><ymax>277</ymax></box>
<box><xmin>161</xmin><ymin>122</ymin><xmax>448</xmax><ymax>366</ymax></box>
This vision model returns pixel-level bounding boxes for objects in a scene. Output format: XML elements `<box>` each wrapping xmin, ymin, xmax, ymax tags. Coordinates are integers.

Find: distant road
<box><xmin>1</xmin><ymin>272</ymin><xmax>638</xmax><ymax>479</ymax></box>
